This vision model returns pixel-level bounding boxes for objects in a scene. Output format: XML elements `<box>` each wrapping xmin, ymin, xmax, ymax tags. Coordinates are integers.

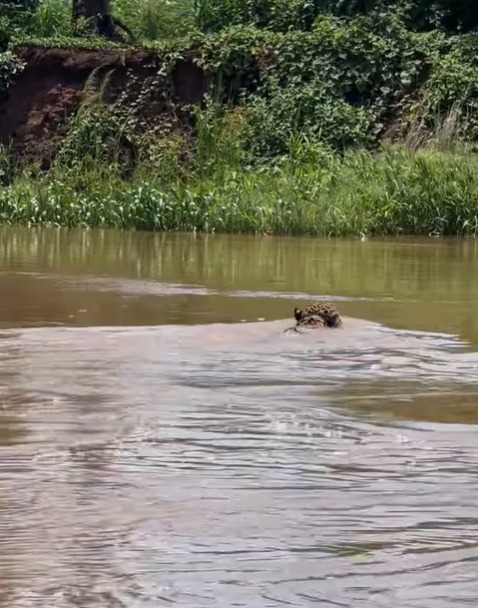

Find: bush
<box><xmin>198</xmin><ymin>13</ymin><xmax>439</xmax><ymax>156</ymax></box>
<box><xmin>0</xmin><ymin>48</ymin><xmax>24</xmax><ymax>97</ymax></box>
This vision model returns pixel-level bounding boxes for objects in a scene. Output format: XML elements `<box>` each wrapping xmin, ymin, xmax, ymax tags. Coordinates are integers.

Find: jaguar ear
<box><xmin>294</xmin><ymin>307</ymin><xmax>302</xmax><ymax>321</ymax></box>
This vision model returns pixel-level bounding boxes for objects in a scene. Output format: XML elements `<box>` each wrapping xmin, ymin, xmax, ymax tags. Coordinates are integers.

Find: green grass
<box><xmin>2</xmin><ymin>145</ymin><xmax>478</xmax><ymax>236</ymax></box>
<box><xmin>7</xmin><ymin>0</ymin><xmax>198</xmax><ymax>41</ymax></box>
<box><xmin>114</xmin><ymin>0</ymin><xmax>197</xmax><ymax>40</ymax></box>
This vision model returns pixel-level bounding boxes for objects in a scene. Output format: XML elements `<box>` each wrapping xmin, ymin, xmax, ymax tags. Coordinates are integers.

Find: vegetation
<box><xmin>2</xmin><ymin>143</ymin><xmax>478</xmax><ymax>237</ymax></box>
<box><xmin>0</xmin><ymin>0</ymin><xmax>478</xmax><ymax>235</ymax></box>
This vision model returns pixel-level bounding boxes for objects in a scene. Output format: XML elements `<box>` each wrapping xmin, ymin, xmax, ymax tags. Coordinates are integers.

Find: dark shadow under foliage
<box><xmin>338</xmin><ymin>0</ymin><xmax>478</xmax><ymax>32</ymax></box>
<box><xmin>197</xmin><ymin>0</ymin><xmax>478</xmax><ymax>34</ymax></box>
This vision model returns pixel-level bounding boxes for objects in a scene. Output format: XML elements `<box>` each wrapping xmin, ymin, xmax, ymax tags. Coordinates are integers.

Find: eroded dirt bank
<box><xmin>0</xmin><ymin>45</ymin><xmax>207</xmax><ymax>169</ymax></box>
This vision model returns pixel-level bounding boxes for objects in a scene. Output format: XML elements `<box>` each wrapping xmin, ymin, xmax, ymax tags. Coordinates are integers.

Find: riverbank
<box><xmin>1</xmin><ymin>3</ymin><xmax>478</xmax><ymax>236</ymax></box>
<box><xmin>2</xmin><ymin>145</ymin><xmax>478</xmax><ymax>237</ymax></box>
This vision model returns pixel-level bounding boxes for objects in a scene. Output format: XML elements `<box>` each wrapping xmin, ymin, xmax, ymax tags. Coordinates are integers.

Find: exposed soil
<box><xmin>0</xmin><ymin>46</ymin><xmax>208</xmax><ymax>169</ymax></box>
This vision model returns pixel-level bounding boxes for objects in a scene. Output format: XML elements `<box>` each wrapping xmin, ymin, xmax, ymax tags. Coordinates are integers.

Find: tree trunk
<box><xmin>72</xmin><ymin>0</ymin><xmax>135</xmax><ymax>42</ymax></box>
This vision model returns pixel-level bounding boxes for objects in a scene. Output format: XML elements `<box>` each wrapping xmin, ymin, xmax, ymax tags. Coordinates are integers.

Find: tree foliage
<box><xmin>1</xmin><ymin>0</ymin><xmax>478</xmax><ymax>166</ymax></box>
<box><xmin>196</xmin><ymin>0</ymin><xmax>478</xmax><ymax>33</ymax></box>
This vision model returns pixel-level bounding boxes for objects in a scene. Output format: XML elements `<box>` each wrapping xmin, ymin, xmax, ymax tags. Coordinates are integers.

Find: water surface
<box><xmin>1</xmin><ymin>228</ymin><xmax>478</xmax><ymax>607</ymax></box>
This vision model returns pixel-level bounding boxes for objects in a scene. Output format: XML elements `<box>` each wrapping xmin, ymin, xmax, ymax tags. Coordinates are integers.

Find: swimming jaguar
<box><xmin>284</xmin><ymin>302</ymin><xmax>343</xmax><ymax>334</ymax></box>
<box><xmin>294</xmin><ymin>303</ymin><xmax>342</xmax><ymax>328</ymax></box>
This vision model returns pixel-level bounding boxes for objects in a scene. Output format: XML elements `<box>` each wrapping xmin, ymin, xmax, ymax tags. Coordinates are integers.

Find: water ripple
<box><xmin>0</xmin><ymin>319</ymin><xmax>478</xmax><ymax>607</ymax></box>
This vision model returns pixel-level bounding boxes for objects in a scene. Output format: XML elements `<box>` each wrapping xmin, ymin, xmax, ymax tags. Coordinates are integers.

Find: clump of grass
<box><xmin>401</xmin><ymin>100</ymin><xmax>472</xmax><ymax>153</ymax></box>
<box><xmin>111</xmin><ymin>0</ymin><xmax>196</xmax><ymax>40</ymax></box>
<box><xmin>9</xmin><ymin>0</ymin><xmax>72</xmax><ymax>38</ymax></box>
<box><xmin>7</xmin><ymin>0</ymin><xmax>196</xmax><ymax>41</ymax></box>
<box><xmin>30</xmin><ymin>0</ymin><xmax>71</xmax><ymax>37</ymax></box>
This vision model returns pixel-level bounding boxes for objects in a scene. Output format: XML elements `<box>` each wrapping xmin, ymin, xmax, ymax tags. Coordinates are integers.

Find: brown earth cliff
<box><xmin>0</xmin><ymin>45</ymin><xmax>208</xmax><ymax>169</ymax></box>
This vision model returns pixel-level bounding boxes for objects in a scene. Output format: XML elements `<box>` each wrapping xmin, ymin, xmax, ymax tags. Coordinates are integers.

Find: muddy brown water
<box><xmin>1</xmin><ymin>228</ymin><xmax>478</xmax><ymax>608</ymax></box>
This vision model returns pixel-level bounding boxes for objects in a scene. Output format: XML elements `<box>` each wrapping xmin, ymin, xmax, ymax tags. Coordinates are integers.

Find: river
<box><xmin>1</xmin><ymin>228</ymin><xmax>478</xmax><ymax>607</ymax></box>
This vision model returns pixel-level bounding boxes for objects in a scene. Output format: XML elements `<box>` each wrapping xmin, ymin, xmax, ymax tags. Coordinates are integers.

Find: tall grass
<box><xmin>114</xmin><ymin>0</ymin><xmax>196</xmax><ymax>40</ymax></box>
<box><xmin>402</xmin><ymin>101</ymin><xmax>472</xmax><ymax>153</ymax></box>
<box><xmin>8</xmin><ymin>0</ymin><xmax>72</xmax><ymax>38</ymax></box>
<box><xmin>7</xmin><ymin>0</ymin><xmax>197</xmax><ymax>40</ymax></box>
<box><xmin>2</xmin><ymin>145</ymin><xmax>478</xmax><ymax>236</ymax></box>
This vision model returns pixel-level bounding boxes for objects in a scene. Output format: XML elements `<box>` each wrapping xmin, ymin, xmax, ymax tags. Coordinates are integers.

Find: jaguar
<box><xmin>293</xmin><ymin>303</ymin><xmax>342</xmax><ymax>329</ymax></box>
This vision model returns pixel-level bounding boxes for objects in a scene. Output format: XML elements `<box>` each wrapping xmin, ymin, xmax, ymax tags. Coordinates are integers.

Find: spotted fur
<box><xmin>293</xmin><ymin>303</ymin><xmax>342</xmax><ymax>328</ymax></box>
<box><xmin>296</xmin><ymin>313</ymin><xmax>327</xmax><ymax>328</ymax></box>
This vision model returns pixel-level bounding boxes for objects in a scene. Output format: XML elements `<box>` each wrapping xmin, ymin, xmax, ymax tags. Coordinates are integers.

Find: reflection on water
<box><xmin>1</xmin><ymin>228</ymin><xmax>478</xmax><ymax>607</ymax></box>
<box><xmin>2</xmin><ymin>227</ymin><xmax>478</xmax><ymax>342</ymax></box>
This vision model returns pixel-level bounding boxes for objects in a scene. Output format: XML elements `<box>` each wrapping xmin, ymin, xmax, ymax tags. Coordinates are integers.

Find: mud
<box><xmin>0</xmin><ymin>46</ymin><xmax>207</xmax><ymax>168</ymax></box>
